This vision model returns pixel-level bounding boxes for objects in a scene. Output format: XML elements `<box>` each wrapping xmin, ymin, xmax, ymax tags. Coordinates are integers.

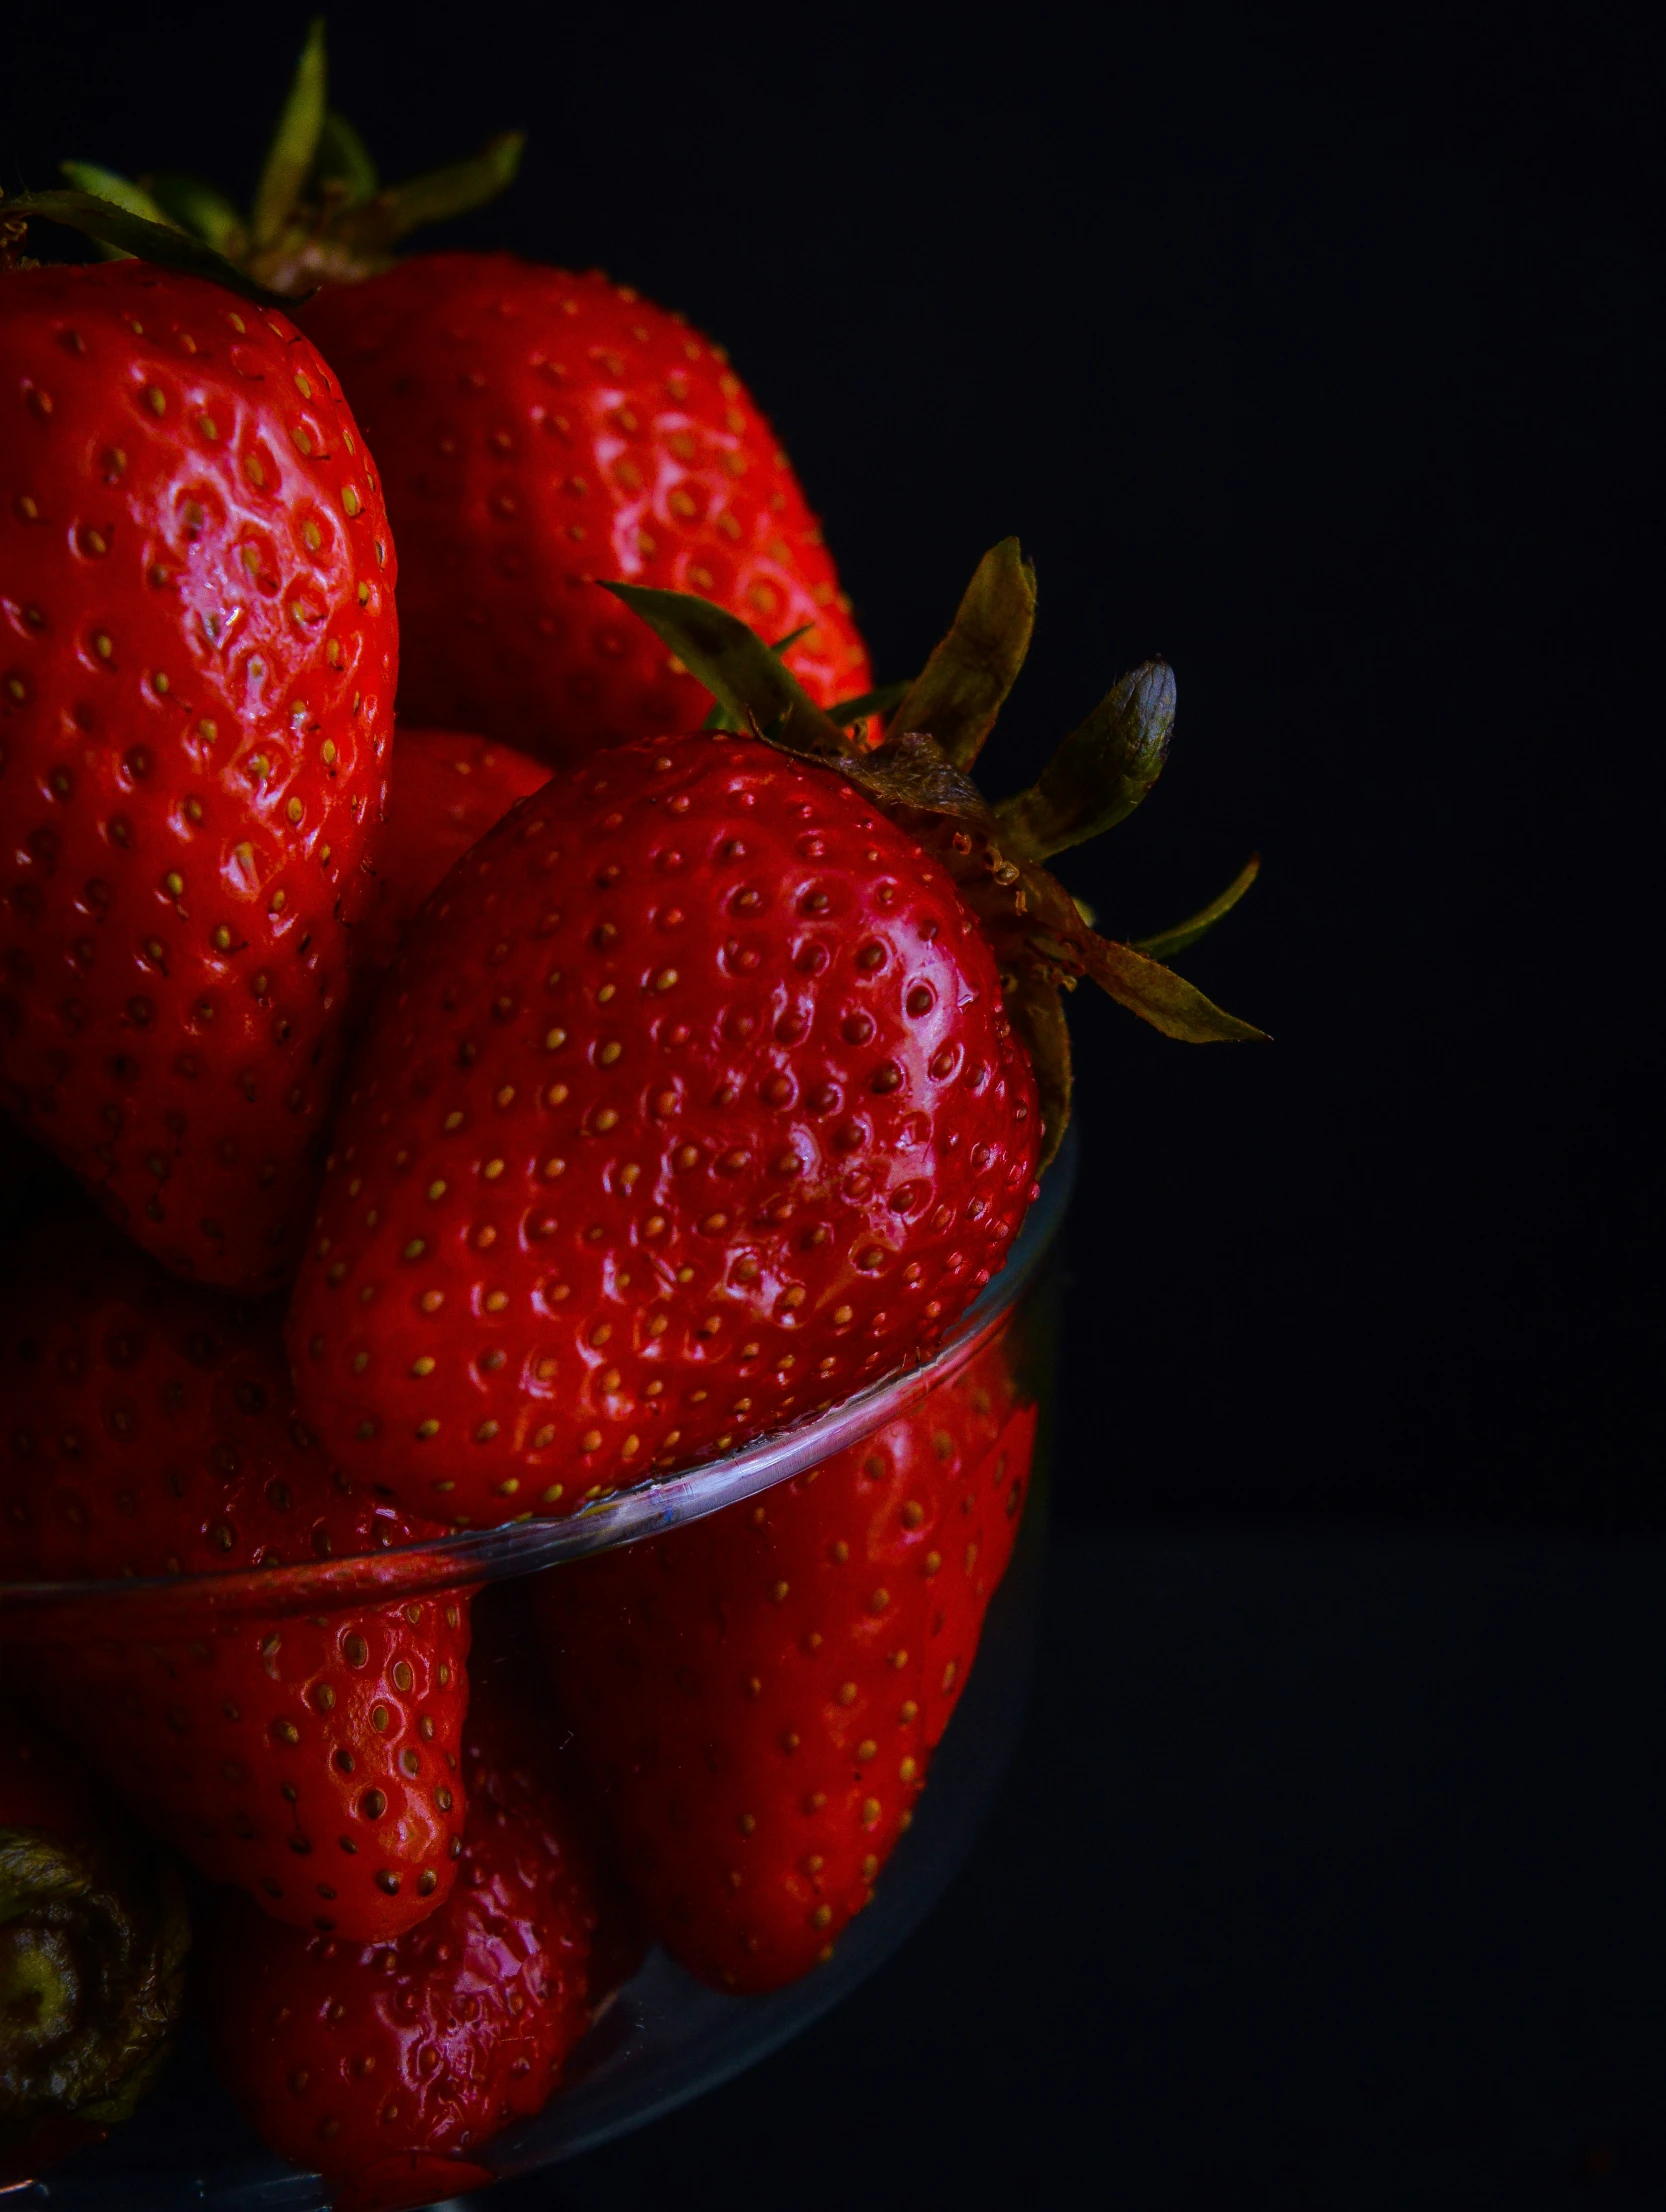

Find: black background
<box><xmin>4</xmin><ymin>3</ymin><xmax>1662</xmax><ymax>2206</ymax></box>
<box><xmin>6</xmin><ymin>0</ymin><xmax>1657</xmax><ymax>1522</ymax></box>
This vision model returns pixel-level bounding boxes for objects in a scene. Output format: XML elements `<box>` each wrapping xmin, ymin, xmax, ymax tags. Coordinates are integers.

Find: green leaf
<box><xmin>6</xmin><ymin>191</ymin><xmax>296</xmax><ymax>307</ymax></box>
<box><xmin>379</xmin><ymin>132</ymin><xmax>525</xmax><ymax>242</ymax></box>
<box><xmin>701</xmin><ymin>623</ymin><xmax>816</xmax><ymax>729</ymax></box>
<box><xmin>313</xmin><ymin>110</ymin><xmax>379</xmax><ymax>207</ymax></box>
<box><xmin>993</xmin><ymin>659</ymin><xmax>1175</xmax><ymax>860</ymax></box>
<box><xmin>1132</xmin><ymin>855</ymin><xmax>1261</xmax><ymax>962</ymax></box>
<box><xmin>1073</xmin><ymin>931</ymin><xmax>1267</xmax><ymax>1043</ymax></box>
<box><xmin>142</xmin><ymin>172</ymin><xmax>249</xmax><ymax>258</ymax></box>
<box><xmin>57</xmin><ymin>163</ymin><xmax>174</xmax><ymax>247</ymax></box>
<box><xmin>881</xmin><ymin>538</ymin><xmax>1036</xmax><ymax>769</ymax></box>
<box><xmin>606</xmin><ymin>582</ymin><xmax>853</xmax><ymax>762</ymax></box>
<box><xmin>828</xmin><ymin>678</ymin><xmax>911</xmax><ymax>729</ymax></box>
<box><xmin>251</xmin><ymin>16</ymin><xmax>329</xmax><ymax>248</ymax></box>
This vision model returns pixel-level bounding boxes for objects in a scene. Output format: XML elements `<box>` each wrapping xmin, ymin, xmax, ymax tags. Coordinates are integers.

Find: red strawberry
<box><xmin>200</xmin><ymin>1665</ymin><xmax>597</xmax><ymax>2212</ymax></box>
<box><xmin>0</xmin><ymin>1215</ymin><xmax>469</xmax><ymax>1941</ymax></box>
<box><xmin>0</xmin><ymin>1707</ymin><xmax>189</xmax><ymax>2184</ymax></box>
<box><xmin>0</xmin><ymin>255</ymin><xmax>397</xmax><ymax>1291</ymax></box>
<box><xmin>301</xmin><ymin>256</ymin><xmax>872</xmax><ymax>763</ymax></box>
<box><xmin>536</xmin><ymin>1324</ymin><xmax>1036</xmax><ymax>1992</ymax></box>
<box><xmin>358</xmin><ymin>726</ymin><xmax>549</xmax><ymax>977</ymax></box>
<box><xmin>288</xmin><ymin>553</ymin><xmax>1263</xmax><ymax>1528</ymax></box>
<box><xmin>286</xmin><ymin>727</ymin><xmax>1040</xmax><ymax>1526</ymax></box>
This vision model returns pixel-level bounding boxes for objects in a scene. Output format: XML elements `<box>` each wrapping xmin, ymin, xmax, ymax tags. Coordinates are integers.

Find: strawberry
<box><xmin>0</xmin><ymin>1214</ymin><xmax>470</xmax><ymax>1941</ymax></box>
<box><xmin>536</xmin><ymin>1322</ymin><xmax>1036</xmax><ymax>1992</ymax></box>
<box><xmin>0</xmin><ymin>1706</ymin><xmax>189</xmax><ymax>2183</ymax></box>
<box><xmin>200</xmin><ymin>1663</ymin><xmax>597</xmax><ymax>2212</ymax></box>
<box><xmin>286</xmin><ymin>549</ymin><xmax>1262</xmax><ymax>1530</ymax></box>
<box><xmin>287</xmin><ymin>724</ymin><xmax>1039</xmax><ymax>1526</ymax></box>
<box><xmin>300</xmin><ymin>254</ymin><xmax>873</xmax><ymax>763</ymax></box>
<box><xmin>358</xmin><ymin>726</ymin><xmax>550</xmax><ymax>977</ymax></box>
<box><xmin>0</xmin><ymin>249</ymin><xmax>397</xmax><ymax>1291</ymax></box>
<box><xmin>47</xmin><ymin>21</ymin><xmax>873</xmax><ymax>767</ymax></box>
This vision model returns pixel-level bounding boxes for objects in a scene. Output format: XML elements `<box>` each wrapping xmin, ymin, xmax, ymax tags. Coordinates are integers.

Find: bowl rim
<box><xmin>0</xmin><ymin>1132</ymin><xmax>1074</xmax><ymax>1631</ymax></box>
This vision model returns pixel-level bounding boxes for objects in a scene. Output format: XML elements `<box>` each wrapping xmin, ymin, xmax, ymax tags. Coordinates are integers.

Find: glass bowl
<box><xmin>1</xmin><ymin>1136</ymin><xmax>1070</xmax><ymax>2210</ymax></box>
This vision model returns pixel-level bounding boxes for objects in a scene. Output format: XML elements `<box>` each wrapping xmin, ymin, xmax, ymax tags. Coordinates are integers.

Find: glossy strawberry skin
<box><xmin>286</xmin><ymin>731</ymin><xmax>1040</xmax><ymax>1527</ymax></box>
<box><xmin>0</xmin><ymin>1217</ymin><xmax>468</xmax><ymax>1942</ymax></box>
<box><xmin>301</xmin><ymin>256</ymin><xmax>870</xmax><ymax>765</ymax></box>
<box><xmin>357</xmin><ymin>726</ymin><xmax>550</xmax><ymax>978</ymax></box>
<box><xmin>201</xmin><ymin>1672</ymin><xmax>596</xmax><ymax>2212</ymax></box>
<box><xmin>539</xmin><ymin>1325</ymin><xmax>1036</xmax><ymax>1993</ymax></box>
<box><xmin>0</xmin><ymin>260</ymin><xmax>397</xmax><ymax>1291</ymax></box>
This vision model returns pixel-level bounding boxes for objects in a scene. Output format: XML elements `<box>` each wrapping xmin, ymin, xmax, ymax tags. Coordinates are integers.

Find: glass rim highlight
<box><xmin>0</xmin><ymin>1132</ymin><xmax>1074</xmax><ymax>1634</ymax></box>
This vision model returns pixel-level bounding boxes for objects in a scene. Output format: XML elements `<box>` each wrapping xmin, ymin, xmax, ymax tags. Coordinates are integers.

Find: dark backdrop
<box><xmin>7</xmin><ymin>0</ymin><xmax>1655</xmax><ymax>1524</ymax></box>
<box><xmin>5</xmin><ymin>7</ymin><xmax>1663</xmax><ymax>2211</ymax></box>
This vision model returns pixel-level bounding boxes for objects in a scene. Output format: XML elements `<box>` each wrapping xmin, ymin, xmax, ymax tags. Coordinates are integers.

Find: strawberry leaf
<box><xmin>701</xmin><ymin>624</ymin><xmax>817</xmax><ymax>730</ymax></box>
<box><xmin>1132</xmin><ymin>854</ymin><xmax>1261</xmax><ymax>961</ymax></box>
<box><xmin>993</xmin><ymin>659</ymin><xmax>1175</xmax><ymax>859</ymax></box>
<box><xmin>1070</xmin><ymin>930</ymin><xmax>1268</xmax><ymax>1043</ymax></box>
<box><xmin>312</xmin><ymin>111</ymin><xmax>379</xmax><ymax>208</ymax></box>
<box><xmin>828</xmin><ymin>678</ymin><xmax>911</xmax><ymax>729</ymax></box>
<box><xmin>882</xmin><ymin>538</ymin><xmax>1036</xmax><ymax>769</ymax></box>
<box><xmin>5</xmin><ymin>191</ymin><xmax>296</xmax><ymax>307</ymax></box>
<box><xmin>604</xmin><ymin>582</ymin><xmax>854</xmax><ymax>761</ymax></box>
<box><xmin>977</xmin><ymin>847</ymin><xmax>1267</xmax><ymax>1044</ymax></box>
<box><xmin>317</xmin><ymin>134</ymin><xmax>526</xmax><ymax>271</ymax></box>
<box><xmin>251</xmin><ymin>16</ymin><xmax>329</xmax><ymax>249</ymax></box>
<box><xmin>842</xmin><ymin>727</ymin><xmax>992</xmax><ymax>820</ymax></box>
<box><xmin>376</xmin><ymin>133</ymin><xmax>526</xmax><ymax>244</ymax></box>
<box><xmin>605</xmin><ymin>579</ymin><xmax>1268</xmax><ymax>1130</ymax></box>
<box><xmin>141</xmin><ymin>172</ymin><xmax>249</xmax><ymax>259</ymax></box>
<box><xmin>56</xmin><ymin>162</ymin><xmax>172</xmax><ymax>253</ymax></box>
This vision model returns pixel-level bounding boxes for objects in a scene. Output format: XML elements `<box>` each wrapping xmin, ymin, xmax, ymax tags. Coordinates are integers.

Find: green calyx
<box><xmin>607</xmin><ymin>546</ymin><xmax>1266</xmax><ymax>1168</ymax></box>
<box><xmin>15</xmin><ymin>17</ymin><xmax>523</xmax><ymax>300</ymax></box>
<box><xmin>0</xmin><ymin>1826</ymin><xmax>188</xmax><ymax>2141</ymax></box>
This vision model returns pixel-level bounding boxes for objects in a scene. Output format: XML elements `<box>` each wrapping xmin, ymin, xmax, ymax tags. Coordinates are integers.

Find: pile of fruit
<box><xmin>0</xmin><ymin>28</ymin><xmax>1260</xmax><ymax>2210</ymax></box>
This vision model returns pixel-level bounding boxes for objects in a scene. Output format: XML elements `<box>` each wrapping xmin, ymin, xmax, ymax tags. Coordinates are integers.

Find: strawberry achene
<box><xmin>302</xmin><ymin>258</ymin><xmax>869</xmax><ymax>763</ymax></box>
<box><xmin>287</xmin><ymin>731</ymin><xmax>1039</xmax><ymax>1526</ymax></box>
<box><xmin>0</xmin><ymin>260</ymin><xmax>397</xmax><ymax>1290</ymax></box>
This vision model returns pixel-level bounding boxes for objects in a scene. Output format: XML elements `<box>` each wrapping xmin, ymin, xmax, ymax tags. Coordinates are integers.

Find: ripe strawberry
<box><xmin>357</xmin><ymin>726</ymin><xmax>549</xmax><ymax>977</ymax></box>
<box><xmin>300</xmin><ymin>254</ymin><xmax>872</xmax><ymax>764</ymax></box>
<box><xmin>287</xmin><ymin>727</ymin><xmax>1040</xmax><ymax>1526</ymax></box>
<box><xmin>0</xmin><ymin>1215</ymin><xmax>469</xmax><ymax>1941</ymax></box>
<box><xmin>537</xmin><ymin>1324</ymin><xmax>1036</xmax><ymax>1992</ymax></box>
<box><xmin>200</xmin><ymin>1665</ymin><xmax>597</xmax><ymax>2212</ymax></box>
<box><xmin>0</xmin><ymin>254</ymin><xmax>397</xmax><ymax>1291</ymax></box>
<box><xmin>0</xmin><ymin>1706</ymin><xmax>189</xmax><ymax>2184</ymax></box>
<box><xmin>286</xmin><ymin>548</ymin><xmax>1262</xmax><ymax>1531</ymax></box>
